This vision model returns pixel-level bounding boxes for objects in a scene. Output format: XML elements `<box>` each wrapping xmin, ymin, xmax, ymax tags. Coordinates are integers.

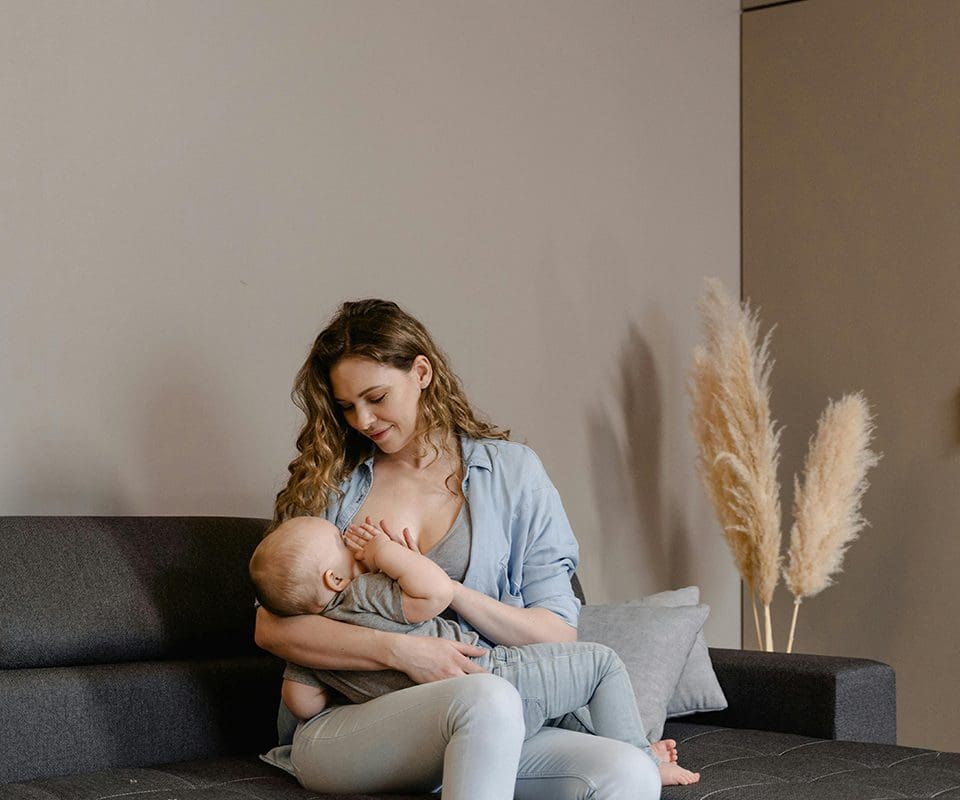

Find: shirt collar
<box><xmin>459</xmin><ymin>435</ymin><xmax>493</xmax><ymax>472</ymax></box>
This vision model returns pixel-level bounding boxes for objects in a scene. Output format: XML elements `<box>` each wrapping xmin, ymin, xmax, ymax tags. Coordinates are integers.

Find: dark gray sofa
<box><xmin>1</xmin><ymin>516</ymin><xmax>956</xmax><ymax>800</ymax></box>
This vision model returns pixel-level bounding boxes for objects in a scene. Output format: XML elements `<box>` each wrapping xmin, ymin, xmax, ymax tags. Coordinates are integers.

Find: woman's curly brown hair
<box><xmin>274</xmin><ymin>299</ymin><xmax>509</xmax><ymax>523</ymax></box>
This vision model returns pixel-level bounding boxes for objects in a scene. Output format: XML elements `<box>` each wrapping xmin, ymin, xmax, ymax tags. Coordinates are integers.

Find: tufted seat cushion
<box><xmin>0</xmin><ymin>757</ymin><xmax>434</xmax><ymax>800</ymax></box>
<box><xmin>662</xmin><ymin>722</ymin><xmax>960</xmax><ymax>800</ymax></box>
<box><xmin>9</xmin><ymin>727</ymin><xmax>960</xmax><ymax>800</ymax></box>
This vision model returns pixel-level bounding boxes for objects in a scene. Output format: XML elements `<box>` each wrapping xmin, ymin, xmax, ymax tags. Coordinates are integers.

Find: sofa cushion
<box><xmin>0</xmin><ymin>657</ymin><xmax>282</xmax><ymax>785</ymax></box>
<box><xmin>662</xmin><ymin>721</ymin><xmax>960</xmax><ymax>800</ymax></box>
<box><xmin>625</xmin><ymin>586</ymin><xmax>728</xmax><ymax>718</ymax></box>
<box><xmin>0</xmin><ymin>756</ymin><xmax>435</xmax><ymax>800</ymax></box>
<box><xmin>13</xmin><ymin>725</ymin><xmax>957</xmax><ymax>800</ymax></box>
<box><xmin>0</xmin><ymin>517</ymin><xmax>270</xmax><ymax>669</ymax></box>
<box><xmin>577</xmin><ymin>602</ymin><xmax>709</xmax><ymax>742</ymax></box>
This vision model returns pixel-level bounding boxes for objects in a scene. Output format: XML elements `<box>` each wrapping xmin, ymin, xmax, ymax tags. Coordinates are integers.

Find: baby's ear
<box><xmin>323</xmin><ymin>569</ymin><xmax>348</xmax><ymax>592</ymax></box>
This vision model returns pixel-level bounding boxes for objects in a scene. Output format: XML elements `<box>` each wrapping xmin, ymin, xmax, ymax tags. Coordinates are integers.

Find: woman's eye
<box><xmin>339</xmin><ymin>405</ymin><xmax>353</xmax><ymax>413</ymax></box>
<box><xmin>372</xmin><ymin>394</ymin><xmax>387</xmax><ymax>404</ymax></box>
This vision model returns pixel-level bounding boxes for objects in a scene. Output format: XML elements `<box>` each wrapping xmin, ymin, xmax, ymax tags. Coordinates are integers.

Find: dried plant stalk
<box><xmin>690</xmin><ymin>279</ymin><xmax>783</xmax><ymax>650</ymax></box>
<box><xmin>784</xmin><ymin>393</ymin><xmax>880</xmax><ymax>653</ymax></box>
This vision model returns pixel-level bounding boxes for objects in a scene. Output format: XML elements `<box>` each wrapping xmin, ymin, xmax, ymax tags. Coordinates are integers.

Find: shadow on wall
<box><xmin>586</xmin><ymin>324</ymin><xmax>694</xmax><ymax>600</ymax></box>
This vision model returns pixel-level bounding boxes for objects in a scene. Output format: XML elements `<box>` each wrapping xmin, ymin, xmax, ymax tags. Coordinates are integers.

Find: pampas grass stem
<box><xmin>786</xmin><ymin>599</ymin><xmax>800</xmax><ymax>654</ymax></box>
<box><xmin>764</xmin><ymin>604</ymin><xmax>774</xmax><ymax>652</ymax></box>
<box><xmin>751</xmin><ymin>593</ymin><xmax>763</xmax><ymax>649</ymax></box>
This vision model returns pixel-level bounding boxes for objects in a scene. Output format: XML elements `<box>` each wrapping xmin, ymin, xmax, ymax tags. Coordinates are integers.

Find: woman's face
<box><xmin>329</xmin><ymin>355</ymin><xmax>431</xmax><ymax>456</ymax></box>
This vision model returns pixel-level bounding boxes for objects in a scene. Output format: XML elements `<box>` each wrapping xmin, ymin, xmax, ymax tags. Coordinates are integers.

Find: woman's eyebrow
<box><xmin>334</xmin><ymin>385</ymin><xmax>388</xmax><ymax>404</ymax></box>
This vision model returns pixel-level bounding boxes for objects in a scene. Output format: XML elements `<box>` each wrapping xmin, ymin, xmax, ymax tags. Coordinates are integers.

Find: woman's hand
<box><xmin>348</xmin><ymin>516</ymin><xmax>421</xmax><ymax>553</ymax></box>
<box><xmin>392</xmin><ymin>635</ymin><xmax>488</xmax><ymax>683</ymax></box>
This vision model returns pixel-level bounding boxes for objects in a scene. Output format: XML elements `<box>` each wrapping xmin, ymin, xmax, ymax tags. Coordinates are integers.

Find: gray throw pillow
<box><xmin>577</xmin><ymin>603</ymin><xmax>710</xmax><ymax>742</ymax></box>
<box><xmin>627</xmin><ymin>586</ymin><xmax>728</xmax><ymax>718</ymax></box>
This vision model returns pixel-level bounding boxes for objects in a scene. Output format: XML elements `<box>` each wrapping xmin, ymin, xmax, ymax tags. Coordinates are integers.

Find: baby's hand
<box><xmin>344</xmin><ymin>518</ymin><xmax>392</xmax><ymax>570</ymax></box>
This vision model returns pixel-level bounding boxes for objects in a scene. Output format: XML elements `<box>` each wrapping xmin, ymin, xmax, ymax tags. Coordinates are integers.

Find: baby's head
<box><xmin>250</xmin><ymin>517</ymin><xmax>365</xmax><ymax>616</ymax></box>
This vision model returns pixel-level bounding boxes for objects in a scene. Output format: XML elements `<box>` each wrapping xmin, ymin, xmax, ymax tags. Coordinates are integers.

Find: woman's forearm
<box><xmin>255</xmin><ymin>606</ymin><xmax>403</xmax><ymax>671</ymax></box>
<box><xmin>255</xmin><ymin>606</ymin><xmax>489</xmax><ymax>682</ymax></box>
<box><xmin>450</xmin><ymin>584</ymin><xmax>577</xmax><ymax>646</ymax></box>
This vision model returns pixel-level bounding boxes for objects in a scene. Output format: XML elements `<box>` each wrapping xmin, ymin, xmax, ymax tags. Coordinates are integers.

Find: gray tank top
<box><xmin>426</xmin><ymin>500</ymin><xmax>471</xmax><ymax>583</ymax></box>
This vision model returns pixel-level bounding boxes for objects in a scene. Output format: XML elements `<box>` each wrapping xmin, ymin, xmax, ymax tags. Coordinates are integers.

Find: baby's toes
<box><xmin>680</xmin><ymin>770</ymin><xmax>701</xmax><ymax>785</ymax></box>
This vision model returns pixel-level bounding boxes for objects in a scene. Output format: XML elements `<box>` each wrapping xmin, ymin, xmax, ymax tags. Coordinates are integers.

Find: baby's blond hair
<box><xmin>249</xmin><ymin>523</ymin><xmax>328</xmax><ymax>616</ymax></box>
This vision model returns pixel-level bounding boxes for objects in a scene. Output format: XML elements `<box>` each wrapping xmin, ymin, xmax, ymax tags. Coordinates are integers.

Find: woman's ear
<box><xmin>412</xmin><ymin>354</ymin><xmax>433</xmax><ymax>389</ymax></box>
<box><xmin>323</xmin><ymin>569</ymin><xmax>348</xmax><ymax>592</ymax></box>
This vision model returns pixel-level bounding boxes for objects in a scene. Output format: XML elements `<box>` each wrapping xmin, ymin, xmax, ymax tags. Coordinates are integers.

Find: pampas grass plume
<box><xmin>784</xmin><ymin>392</ymin><xmax>881</xmax><ymax>652</ymax></box>
<box><xmin>690</xmin><ymin>279</ymin><xmax>783</xmax><ymax>650</ymax></box>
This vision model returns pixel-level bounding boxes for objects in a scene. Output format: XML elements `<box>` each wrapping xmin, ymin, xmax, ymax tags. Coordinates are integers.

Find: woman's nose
<box><xmin>356</xmin><ymin>406</ymin><xmax>376</xmax><ymax>430</ymax></box>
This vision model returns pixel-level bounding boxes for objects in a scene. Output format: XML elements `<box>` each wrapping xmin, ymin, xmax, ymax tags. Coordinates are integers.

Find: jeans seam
<box><xmin>515</xmin><ymin>771</ymin><xmax>600</xmax><ymax>794</ymax></box>
<box><xmin>516</xmin><ymin>650</ymin><xmax>619</xmax><ymax>668</ymax></box>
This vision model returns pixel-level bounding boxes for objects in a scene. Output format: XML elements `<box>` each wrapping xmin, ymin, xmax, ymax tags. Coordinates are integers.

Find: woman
<box><xmin>255</xmin><ymin>299</ymin><xmax>660</xmax><ymax>800</ymax></box>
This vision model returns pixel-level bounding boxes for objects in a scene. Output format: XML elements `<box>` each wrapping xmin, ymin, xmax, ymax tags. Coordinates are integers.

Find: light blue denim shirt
<box><xmin>325</xmin><ymin>436</ymin><xmax>581</xmax><ymax>641</ymax></box>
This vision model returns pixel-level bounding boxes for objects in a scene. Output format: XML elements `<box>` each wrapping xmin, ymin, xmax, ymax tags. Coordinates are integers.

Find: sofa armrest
<box><xmin>683</xmin><ymin>648</ymin><xmax>896</xmax><ymax>744</ymax></box>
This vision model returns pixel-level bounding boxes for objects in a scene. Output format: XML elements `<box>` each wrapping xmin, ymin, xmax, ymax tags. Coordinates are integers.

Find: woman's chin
<box><xmin>375</xmin><ymin>434</ymin><xmax>420</xmax><ymax>457</ymax></box>
<box><xmin>372</xmin><ymin>435</ymin><xmax>406</xmax><ymax>455</ymax></box>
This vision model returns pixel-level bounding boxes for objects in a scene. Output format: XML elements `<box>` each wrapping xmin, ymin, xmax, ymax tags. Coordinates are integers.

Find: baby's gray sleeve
<box><xmin>334</xmin><ymin>573</ymin><xmax>410</xmax><ymax>626</ymax></box>
<box><xmin>283</xmin><ymin>661</ymin><xmax>323</xmax><ymax>687</ymax></box>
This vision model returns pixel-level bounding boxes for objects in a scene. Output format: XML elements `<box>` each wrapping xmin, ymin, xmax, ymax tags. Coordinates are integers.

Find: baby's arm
<box><xmin>345</xmin><ymin>522</ymin><xmax>453</xmax><ymax>623</ymax></box>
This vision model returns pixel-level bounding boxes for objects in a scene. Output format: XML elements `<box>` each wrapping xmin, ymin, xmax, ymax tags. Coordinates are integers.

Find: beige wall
<box><xmin>743</xmin><ymin>0</ymin><xmax>960</xmax><ymax>749</ymax></box>
<box><xmin>1</xmin><ymin>1</ymin><xmax>741</xmax><ymax>645</ymax></box>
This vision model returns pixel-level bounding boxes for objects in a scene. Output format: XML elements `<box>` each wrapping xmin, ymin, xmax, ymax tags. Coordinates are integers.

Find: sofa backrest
<box><xmin>0</xmin><ymin>517</ymin><xmax>282</xmax><ymax>784</ymax></box>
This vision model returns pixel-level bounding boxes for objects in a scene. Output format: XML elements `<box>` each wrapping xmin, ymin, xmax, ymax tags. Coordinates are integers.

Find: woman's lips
<box><xmin>368</xmin><ymin>427</ymin><xmax>390</xmax><ymax>441</ymax></box>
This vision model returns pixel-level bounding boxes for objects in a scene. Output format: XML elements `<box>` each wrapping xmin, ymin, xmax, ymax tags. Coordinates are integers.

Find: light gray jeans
<box><xmin>475</xmin><ymin>641</ymin><xmax>656</xmax><ymax>754</ymax></box>
<box><xmin>289</xmin><ymin>643</ymin><xmax>660</xmax><ymax>800</ymax></box>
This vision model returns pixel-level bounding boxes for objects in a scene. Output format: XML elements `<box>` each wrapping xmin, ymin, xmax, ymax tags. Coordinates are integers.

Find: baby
<box><xmin>250</xmin><ymin>516</ymin><xmax>700</xmax><ymax>787</ymax></box>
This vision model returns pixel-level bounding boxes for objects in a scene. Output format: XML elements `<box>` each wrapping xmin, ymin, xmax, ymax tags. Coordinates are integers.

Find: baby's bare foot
<box><xmin>651</xmin><ymin>739</ymin><xmax>678</xmax><ymax>763</ymax></box>
<box><xmin>659</xmin><ymin>762</ymin><xmax>701</xmax><ymax>786</ymax></box>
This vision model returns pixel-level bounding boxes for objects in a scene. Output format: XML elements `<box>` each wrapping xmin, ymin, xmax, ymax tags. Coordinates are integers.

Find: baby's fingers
<box><xmin>343</xmin><ymin>529</ymin><xmax>369</xmax><ymax>551</ymax></box>
<box><xmin>345</xmin><ymin>524</ymin><xmax>375</xmax><ymax>541</ymax></box>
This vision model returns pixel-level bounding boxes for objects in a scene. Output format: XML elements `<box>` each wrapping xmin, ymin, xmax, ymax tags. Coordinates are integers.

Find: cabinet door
<box><xmin>743</xmin><ymin>0</ymin><xmax>960</xmax><ymax>751</ymax></box>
